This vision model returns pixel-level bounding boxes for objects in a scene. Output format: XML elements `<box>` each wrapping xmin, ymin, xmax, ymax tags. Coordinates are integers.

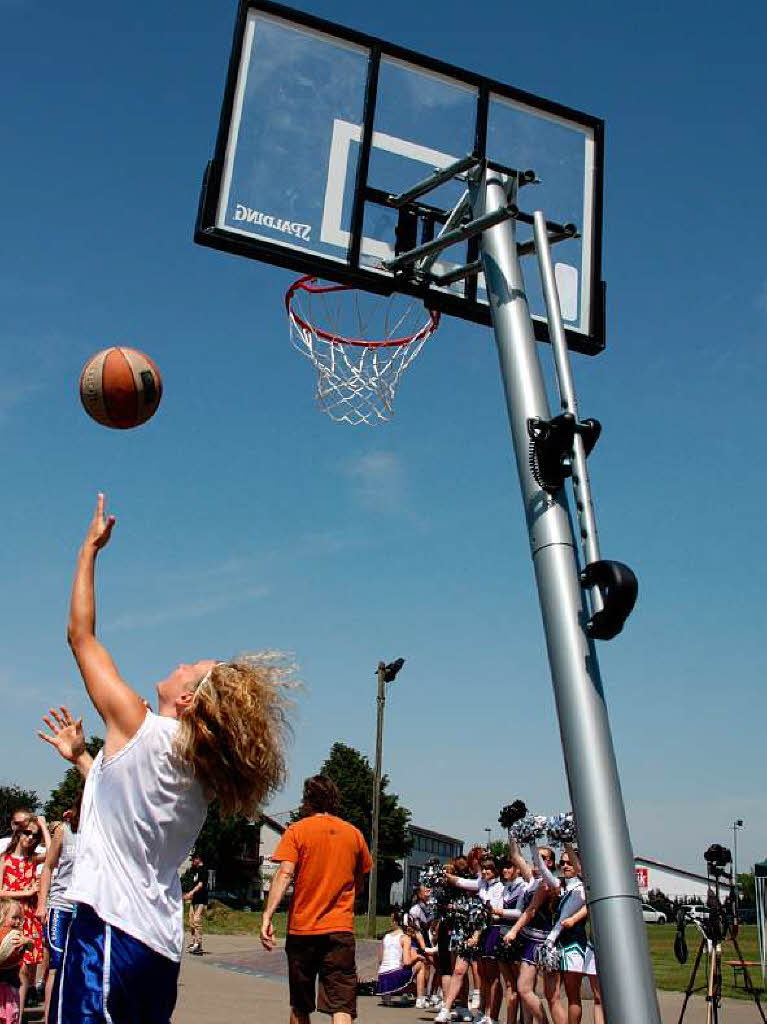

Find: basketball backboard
<box><xmin>195</xmin><ymin>0</ymin><xmax>605</xmax><ymax>355</ymax></box>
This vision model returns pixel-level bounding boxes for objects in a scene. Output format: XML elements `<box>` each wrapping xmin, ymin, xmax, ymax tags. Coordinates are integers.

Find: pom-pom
<box><xmin>510</xmin><ymin>814</ymin><xmax>548</xmax><ymax>845</ymax></box>
<box><xmin>534</xmin><ymin>941</ymin><xmax>562</xmax><ymax>973</ymax></box>
<box><xmin>546</xmin><ymin>812</ymin><xmax>577</xmax><ymax>846</ymax></box>
<box><xmin>498</xmin><ymin>799</ymin><xmax>528</xmax><ymax>829</ymax></box>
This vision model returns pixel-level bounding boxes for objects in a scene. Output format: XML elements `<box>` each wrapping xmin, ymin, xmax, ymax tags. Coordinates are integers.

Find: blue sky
<box><xmin>2</xmin><ymin>0</ymin><xmax>765</xmax><ymax>879</ymax></box>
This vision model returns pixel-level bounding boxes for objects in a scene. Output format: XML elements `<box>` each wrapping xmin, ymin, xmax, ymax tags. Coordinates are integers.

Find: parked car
<box><xmin>682</xmin><ymin>904</ymin><xmax>709</xmax><ymax>922</ymax></box>
<box><xmin>641</xmin><ymin>904</ymin><xmax>667</xmax><ymax>924</ymax></box>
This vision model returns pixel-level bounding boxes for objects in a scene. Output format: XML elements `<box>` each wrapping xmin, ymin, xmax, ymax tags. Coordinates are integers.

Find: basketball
<box><xmin>0</xmin><ymin>926</ymin><xmax>26</xmax><ymax>969</ymax></box>
<box><xmin>79</xmin><ymin>346</ymin><xmax>163</xmax><ymax>429</ymax></box>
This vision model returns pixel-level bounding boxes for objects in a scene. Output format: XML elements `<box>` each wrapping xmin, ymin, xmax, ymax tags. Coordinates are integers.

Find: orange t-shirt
<box><xmin>272</xmin><ymin>814</ymin><xmax>373</xmax><ymax>935</ymax></box>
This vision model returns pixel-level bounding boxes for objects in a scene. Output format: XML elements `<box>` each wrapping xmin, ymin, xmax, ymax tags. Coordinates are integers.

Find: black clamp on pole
<box><xmin>527</xmin><ymin>412</ymin><xmax>601</xmax><ymax>494</ymax></box>
<box><xmin>580</xmin><ymin>560</ymin><xmax>638</xmax><ymax>640</ymax></box>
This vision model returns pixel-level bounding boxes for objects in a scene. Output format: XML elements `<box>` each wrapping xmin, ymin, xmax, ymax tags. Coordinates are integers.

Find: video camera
<box><xmin>674</xmin><ymin>845</ymin><xmax>737</xmax><ymax>962</ymax></box>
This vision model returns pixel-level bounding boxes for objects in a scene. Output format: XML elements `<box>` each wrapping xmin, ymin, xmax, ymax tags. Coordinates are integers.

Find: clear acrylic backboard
<box><xmin>195</xmin><ymin>0</ymin><xmax>605</xmax><ymax>354</ymax></box>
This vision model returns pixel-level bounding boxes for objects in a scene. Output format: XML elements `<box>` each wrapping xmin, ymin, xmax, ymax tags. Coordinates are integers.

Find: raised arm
<box><xmin>38</xmin><ymin>706</ymin><xmax>95</xmax><ymax>779</ymax></box>
<box><xmin>509</xmin><ymin>838</ymin><xmax>533</xmax><ymax>882</ymax></box>
<box><xmin>67</xmin><ymin>495</ymin><xmax>146</xmax><ymax>755</ymax></box>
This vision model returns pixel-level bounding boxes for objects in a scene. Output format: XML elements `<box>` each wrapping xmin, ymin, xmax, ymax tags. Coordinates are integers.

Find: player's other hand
<box><xmin>38</xmin><ymin>706</ymin><xmax>86</xmax><ymax>764</ymax></box>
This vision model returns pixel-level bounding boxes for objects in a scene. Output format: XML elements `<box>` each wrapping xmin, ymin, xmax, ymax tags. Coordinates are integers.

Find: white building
<box><xmin>634</xmin><ymin>856</ymin><xmax>733</xmax><ymax>902</ymax></box>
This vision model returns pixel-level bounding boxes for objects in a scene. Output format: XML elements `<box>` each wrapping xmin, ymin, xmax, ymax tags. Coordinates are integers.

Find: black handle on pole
<box><xmin>580</xmin><ymin>560</ymin><xmax>638</xmax><ymax>640</ymax></box>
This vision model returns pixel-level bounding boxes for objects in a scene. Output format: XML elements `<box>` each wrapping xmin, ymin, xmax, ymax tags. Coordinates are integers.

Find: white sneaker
<box><xmin>416</xmin><ymin>998</ymin><xmax>428</xmax><ymax>1009</ymax></box>
<box><xmin>470</xmin><ymin>992</ymin><xmax>481</xmax><ymax>1010</ymax></box>
<box><xmin>429</xmin><ymin>996</ymin><xmax>443</xmax><ymax>1009</ymax></box>
<box><xmin>435</xmin><ymin>1009</ymin><xmax>451</xmax><ymax>1023</ymax></box>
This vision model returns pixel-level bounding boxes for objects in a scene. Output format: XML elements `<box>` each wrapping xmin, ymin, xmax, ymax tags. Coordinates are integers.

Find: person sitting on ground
<box><xmin>377</xmin><ymin>907</ymin><xmax>426</xmax><ymax>1006</ymax></box>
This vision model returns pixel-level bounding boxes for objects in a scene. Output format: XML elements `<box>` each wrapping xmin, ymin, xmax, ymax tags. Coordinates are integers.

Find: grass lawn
<box><xmin>193</xmin><ymin>903</ymin><xmax>392</xmax><ymax>939</ymax></box>
<box><xmin>647</xmin><ymin>923</ymin><xmax>762</xmax><ymax>1002</ymax></box>
<box><xmin>195</xmin><ymin>909</ymin><xmax>763</xmax><ymax>1003</ymax></box>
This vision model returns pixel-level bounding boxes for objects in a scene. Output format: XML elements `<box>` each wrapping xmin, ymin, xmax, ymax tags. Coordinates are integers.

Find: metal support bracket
<box><xmin>382</xmin><ymin>203</ymin><xmax>519</xmax><ymax>273</ymax></box>
<box><xmin>580</xmin><ymin>560</ymin><xmax>638</xmax><ymax>640</ymax></box>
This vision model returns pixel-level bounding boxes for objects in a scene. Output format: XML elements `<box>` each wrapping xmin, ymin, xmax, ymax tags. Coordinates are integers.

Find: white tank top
<box><xmin>48</xmin><ymin>824</ymin><xmax>78</xmax><ymax>911</ymax></box>
<box><xmin>67</xmin><ymin>712</ymin><xmax>208</xmax><ymax>961</ymax></box>
<box><xmin>379</xmin><ymin>930</ymin><xmax>406</xmax><ymax>972</ymax></box>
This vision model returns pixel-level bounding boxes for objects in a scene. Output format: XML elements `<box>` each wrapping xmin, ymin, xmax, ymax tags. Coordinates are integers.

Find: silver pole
<box><xmin>532</xmin><ymin>210</ymin><xmax>603</xmax><ymax>614</ymax></box>
<box><xmin>367</xmin><ymin>662</ymin><xmax>386</xmax><ymax>938</ymax></box>
<box><xmin>473</xmin><ymin>167</ymin><xmax>661</xmax><ymax>1024</ymax></box>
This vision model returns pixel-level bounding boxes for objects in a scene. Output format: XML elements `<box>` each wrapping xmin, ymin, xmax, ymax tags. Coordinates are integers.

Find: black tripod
<box><xmin>676</xmin><ymin>864</ymin><xmax>765</xmax><ymax>1024</ymax></box>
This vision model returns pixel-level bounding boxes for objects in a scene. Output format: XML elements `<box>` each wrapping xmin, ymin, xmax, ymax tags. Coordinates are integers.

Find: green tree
<box><xmin>192</xmin><ymin>801</ymin><xmax>260</xmax><ymax>895</ymax></box>
<box><xmin>489</xmin><ymin>839</ymin><xmax>509</xmax><ymax>858</ymax></box>
<box><xmin>0</xmin><ymin>786</ymin><xmax>40</xmax><ymax>834</ymax></box>
<box><xmin>737</xmin><ymin>872</ymin><xmax>755</xmax><ymax>908</ymax></box>
<box><xmin>44</xmin><ymin>736</ymin><xmax>103</xmax><ymax>822</ymax></box>
<box><xmin>319</xmin><ymin>742</ymin><xmax>411</xmax><ymax>910</ymax></box>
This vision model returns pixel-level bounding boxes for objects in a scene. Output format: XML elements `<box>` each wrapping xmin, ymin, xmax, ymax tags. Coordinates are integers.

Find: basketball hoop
<box><xmin>285</xmin><ymin>276</ymin><xmax>440</xmax><ymax>425</ymax></box>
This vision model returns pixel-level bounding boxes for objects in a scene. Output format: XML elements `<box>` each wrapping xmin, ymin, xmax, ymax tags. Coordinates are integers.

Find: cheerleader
<box><xmin>376</xmin><ymin>908</ymin><xmax>426</xmax><ymax>1005</ymax></box>
<box><xmin>491</xmin><ymin>857</ymin><xmax>526</xmax><ymax>1024</ymax></box>
<box><xmin>548</xmin><ymin>848</ymin><xmax>603</xmax><ymax>1024</ymax></box>
<box><xmin>502</xmin><ymin>846</ymin><xmax>560</xmax><ymax>1024</ymax></box>
<box><xmin>436</xmin><ymin>855</ymin><xmax>504</xmax><ymax>1024</ymax></box>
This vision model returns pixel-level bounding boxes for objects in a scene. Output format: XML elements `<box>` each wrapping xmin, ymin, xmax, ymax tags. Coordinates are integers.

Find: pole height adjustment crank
<box><xmin>527</xmin><ymin>412</ymin><xmax>601</xmax><ymax>494</ymax></box>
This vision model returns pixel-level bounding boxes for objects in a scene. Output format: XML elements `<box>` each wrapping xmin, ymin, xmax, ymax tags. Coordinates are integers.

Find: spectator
<box><xmin>184</xmin><ymin>855</ymin><xmax>209</xmax><ymax>956</ymax></box>
<box><xmin>260</xmin><ymin>775</ymin><xmax>373</xmax><ymax>1024</ymax></box>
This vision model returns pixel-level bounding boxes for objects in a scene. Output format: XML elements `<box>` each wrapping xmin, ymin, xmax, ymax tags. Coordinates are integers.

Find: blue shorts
<box><xmin>46</xmin><ymin>908</ymin><xmax>73</xmax><ymax>970</ymax></box>
<box><xmin>57</xmin><ymin>904</ymin><xmax>180</xmax><ymax>1024</ymax></box>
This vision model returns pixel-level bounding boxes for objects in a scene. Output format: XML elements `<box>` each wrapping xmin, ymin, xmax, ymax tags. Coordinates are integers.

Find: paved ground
<box><xmin>174</xmin><ymin>934</ymin><xmax>763</xmax><ymax>1024</ymax></box>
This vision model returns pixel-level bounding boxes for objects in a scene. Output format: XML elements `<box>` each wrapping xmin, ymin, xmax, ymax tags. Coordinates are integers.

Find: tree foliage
<box><xmin>44</xmin><ymin>736</ymin><xmax>104</xmax><ymax>823</ymax></box>
<box><xmin>318</xmin><ymin>742</ymin><xmax>412</xmax><ymax>909</ymax></box>
<box><xmin>192</xmin><ymin>800</ymin><xmax>259</xmax><ymax>893</ymax></box>
<box><xmin>0</xmin><ymin>786</ymin><xmax>40</xmax><ymax>834</ymax></box>
<box><xmin>737</xmin><ymin>872</ymin><xmax>755</xmax><ymax>908</ymax></box>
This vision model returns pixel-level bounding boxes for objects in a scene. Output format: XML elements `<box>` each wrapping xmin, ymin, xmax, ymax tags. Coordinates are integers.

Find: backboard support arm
<box><xmin>473</xmin><ymin>166</ymin><xmax>661</xmax><ymax>1024</ymax></box>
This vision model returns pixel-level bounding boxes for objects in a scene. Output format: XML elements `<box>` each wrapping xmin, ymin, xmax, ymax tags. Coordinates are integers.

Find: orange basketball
<box><xmin>79</xmin><ymin>346</ymin><xmax>163</xmax><ymax>429</ymax></box>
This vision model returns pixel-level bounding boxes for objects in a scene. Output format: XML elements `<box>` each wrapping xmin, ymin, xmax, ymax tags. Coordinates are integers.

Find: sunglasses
<box><xmin>21</xmin><ymin>829</ymin><xmax>38</xmax><ymax>837</ymax></box>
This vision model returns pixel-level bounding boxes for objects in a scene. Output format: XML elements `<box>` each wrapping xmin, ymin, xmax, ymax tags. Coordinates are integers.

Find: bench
<box><xmin>726</xmin><ymin>960</ymin><xmax>761</xmax><ymax>988</ymax></box>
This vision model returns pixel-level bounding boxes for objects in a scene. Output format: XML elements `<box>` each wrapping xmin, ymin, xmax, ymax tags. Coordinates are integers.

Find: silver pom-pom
<box><xmin>534</xmin><ymin>941</ymin><xmax>561</xmax><ymax>973</ymax></box>
<box><xmin>546</xmin><ymin>812</ymin><xmax>577</xmax><ymax>845</ymax></box>
<box><xmin>510</xmin><ymin>814</ymin><xmax>549</xmax><ymax>845</ymax></box>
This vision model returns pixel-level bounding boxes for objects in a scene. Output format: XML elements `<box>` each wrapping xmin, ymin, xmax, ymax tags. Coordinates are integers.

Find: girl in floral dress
<box><xmin>0</xmin><ymin>815</ymin><xmax>50</xmax><ymax>1018</ymax></box>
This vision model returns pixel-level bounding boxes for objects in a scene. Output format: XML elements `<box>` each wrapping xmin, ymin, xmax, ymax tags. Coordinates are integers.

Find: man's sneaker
<box><xmin>470</xmin><ymin>991</ymin><xmax>481</xmax><ymax>1010</ymax></box>
<box><xmin>457</xmin><ymin>1009</ymin><xmax>474</xmax><ymax>1022</ymax></box>
<box><xmin>434</xmin><ymin>1008</ymin><xmax>452</xmax><ymax>1023</ymax></box>
<box><xmin>416</xmin><ymin>998</ymin><xmax>428</xmax><ymax>1009</ymax></box>
<box><xmin>429</xmin><ymin>995</ymin><xmax>443</xmax><ymax>1009</ymax></box>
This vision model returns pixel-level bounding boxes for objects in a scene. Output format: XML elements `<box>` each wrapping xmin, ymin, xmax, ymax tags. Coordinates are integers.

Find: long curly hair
<box><xmin>174</xmin><ymin>652</ymin><xmax>295</xmax><ymax>819</ymax></box>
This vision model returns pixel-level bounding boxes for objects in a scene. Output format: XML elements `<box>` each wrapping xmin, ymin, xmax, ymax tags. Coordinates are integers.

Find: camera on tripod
<box><xmin>674</xmin><ymin>843</ymin><xmax>765</xmax><ymax>1024</ymax></box>
<box><xmin>705</xmin><ymin>844</ymin><xmax>732</xmax><ymax>876</ymax></box>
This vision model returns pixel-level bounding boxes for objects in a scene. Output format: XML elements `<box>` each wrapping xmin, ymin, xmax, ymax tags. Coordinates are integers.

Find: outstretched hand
<box><xmin>38</xmin><ymin>706</ymin><xmax>86</xmax><ymax>764</ymax></box>
<box><xmin>85</xmin><ymin>493</ymin><xmax>116</xmax><ymax>551</ymax></box>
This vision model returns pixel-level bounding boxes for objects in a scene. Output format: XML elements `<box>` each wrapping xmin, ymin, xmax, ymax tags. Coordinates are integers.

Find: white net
<box><xmin>286</xmin><ymin>276</ymin><xmax>440</xmax><ymax>425</ymax></box>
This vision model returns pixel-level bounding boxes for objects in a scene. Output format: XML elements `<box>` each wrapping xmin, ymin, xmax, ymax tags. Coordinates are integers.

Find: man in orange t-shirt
<box><xmin>260</xmin><ymin>775</ymin><xmax>373</xmax><ymax>1024</ymax></box>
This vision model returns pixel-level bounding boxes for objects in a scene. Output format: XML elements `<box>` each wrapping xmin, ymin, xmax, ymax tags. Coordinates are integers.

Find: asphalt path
<box><xmin>173</xmin><ymin>934</ymin><xmax>762</xmax><ymax>1024</ymax></box>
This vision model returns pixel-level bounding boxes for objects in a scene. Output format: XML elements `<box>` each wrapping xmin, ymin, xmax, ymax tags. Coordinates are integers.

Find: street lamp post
<box><xmin>485</xmin><ymin>828</ymin><xmax>491</xmax><ymax>848</ymax></box>
<box><xmin>367</xmin><ymin>657</ymin><xmax>405</xmax><ymax>938</ymax></box>
<box><xmin>732</xmin><ymin>819</ymin><xmax>744</xmax><ymax>903</ymax></box>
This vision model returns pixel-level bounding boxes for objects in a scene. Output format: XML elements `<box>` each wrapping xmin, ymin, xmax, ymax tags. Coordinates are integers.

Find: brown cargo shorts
<box><xmin>285</xmin><ymin>931</ymin><xmax>358</xmax><ymax>1017</ymax></box>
